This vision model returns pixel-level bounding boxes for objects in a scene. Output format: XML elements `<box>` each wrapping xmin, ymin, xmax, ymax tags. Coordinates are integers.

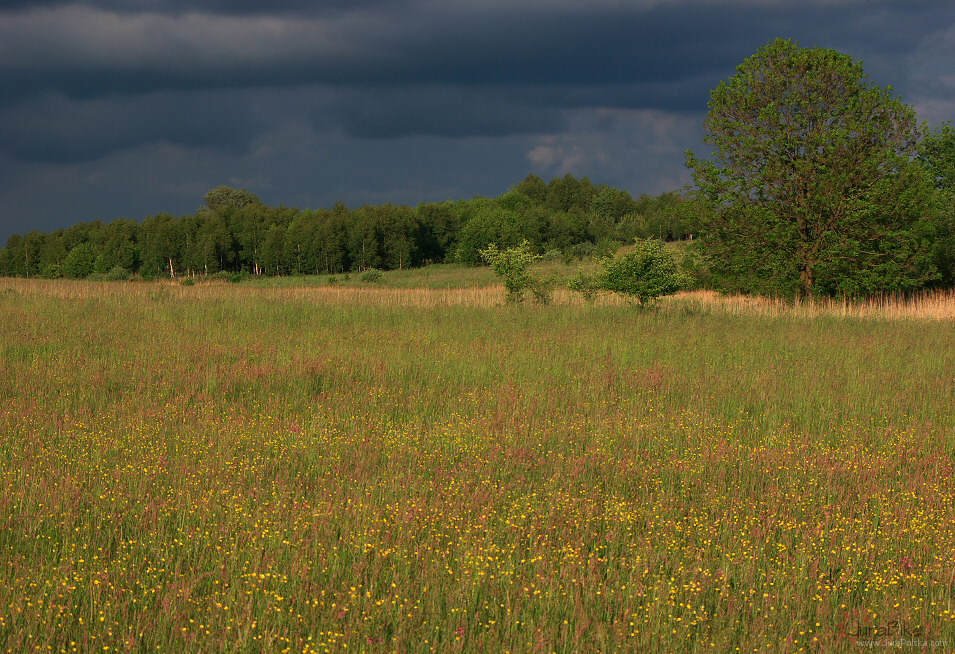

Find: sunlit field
<box><xmin>1</xmin><ymin>275</ymin><xmax>954</xmax><ymax>652</ymax></box>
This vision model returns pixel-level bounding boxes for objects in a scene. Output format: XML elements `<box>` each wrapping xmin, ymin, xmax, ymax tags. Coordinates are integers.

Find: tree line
<box><xmin>0</xmin><ymin>175</ymin><xmax>691</xmax><ymax>280</ymax></box>
<box><xmin>5</xmin><ymin>42</ymin><xmax>954</xmax><ymax>300</ymax></box>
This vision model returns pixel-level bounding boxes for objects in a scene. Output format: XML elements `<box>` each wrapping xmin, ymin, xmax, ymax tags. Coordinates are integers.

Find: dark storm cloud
<box><xmin>0</xmin><ymin>0</ymin><xmax>395</xmax><ymax>14</ymax></box>
<box><xmin>1</xmin><ymin>0</ymin><xmax>953</xmax><ymax>242</ymax></box>
<box><xmin>0</xmin><ymin>0</ymin><xmax>900</xmax><ymax>163</ymax></box>
<box><xmin>0</xmin><ymin>2</ymin><xmax>802</xmax><ymax>98</ymax></box>
<box><xmin>332</xmin><ymin>86</ymin><xmax>567</xmax><ymax>139</ymax></box>
<box><xmin>0</xmin><ymin>89</ymin><xmax>259</xmax><ymax>163</ymax></box>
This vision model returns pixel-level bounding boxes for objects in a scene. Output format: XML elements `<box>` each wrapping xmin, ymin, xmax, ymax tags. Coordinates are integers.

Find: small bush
<box><xmin>179</xmin><ymin>277</ymin><xmax>195</xmax><ymax>287</ymax></box>
<box><xmin>529</xmin><ymin>275</ymin><xmax>557</xmax><ymax>305</ymax></box>
<box><xmin>597</xmin><ymin>238</ymin><xmax>687</xmax><ymax>307</ymax></box>
<box><xmin>327</xmin><ymin>276</ymin><xmax>338</xmax><ymax>284</ymax></box>
<box><xmin>593</xmin><ymin>238</ymin><xmax>618</xmax><ymax>259</ymax></box>
<box><xmin>566</xmin><ymin>242</ymin><xmax>595</xmax><ymax>261</ymax></box>
<box><xmin>568</xmin><ymin>270</ymin><xmax>601</xmax><ymax>302</ymax></box>
<box><xmin>359</xmin><ymin>269</ymin><xmax>384</xmax><ymax>283</ymax></box>
<box><xmin>105</xmin><ymin>266</ymin><xmax>129</xmax><ymax>281</ymax></box>
<box><xmin>480</xmin><ymin>241</ymin><xmax>541</xmax><ymax>303</ymax></box>
<box><xmin>41</xmin><ymin>263</ymin><xmax>62</xmax><ymax>279</ymax></box>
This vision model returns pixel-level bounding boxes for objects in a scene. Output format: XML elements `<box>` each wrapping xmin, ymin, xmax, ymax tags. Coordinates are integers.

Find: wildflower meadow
<box><xmin>1</xmin><ymin>276</ymin><xmax>954</xmax><ymax>652</ymax></box>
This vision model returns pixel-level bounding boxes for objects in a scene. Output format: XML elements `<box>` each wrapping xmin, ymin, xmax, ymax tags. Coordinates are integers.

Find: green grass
<box><xmin>0</xmin><ymin>277</ymin><xmax>953</xmax><ymax>652</ymax></box>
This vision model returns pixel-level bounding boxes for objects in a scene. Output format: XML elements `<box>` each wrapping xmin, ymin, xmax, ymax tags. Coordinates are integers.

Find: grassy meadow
<box><xmin>1</xmin><ymin>272</ymin><xmax>954</xmax><ymax>652</ymax></box>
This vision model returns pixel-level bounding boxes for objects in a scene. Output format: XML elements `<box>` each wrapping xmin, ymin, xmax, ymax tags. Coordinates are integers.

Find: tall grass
<box><xmin>0</xmin><ymin>277</ymin><xmax>953</xmax><ymax>652</ymax></box>
<box><xmin>9</xmin><ymin>275</ymin><xmax>955</xmax><ymax>319</ymax></box>
<box><xmin>677</xmin><ymin>288</ymin><xmax>955</xmax><ymax>322</ymax></box>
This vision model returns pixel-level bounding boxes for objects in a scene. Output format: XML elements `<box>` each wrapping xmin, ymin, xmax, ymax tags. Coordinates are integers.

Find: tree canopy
<box><xmin>686</xmin><ymin>38</ymin><xmax>939</xmax><ymax>298</ymax></box>
<box><xmin>0</xmin><ymin>179</ymin><xmax>689</xmax><ymax>279</ymax></box>
<box><xmin>918</xmin><ymin>122</ymin><xmax>955</xmax><ymax>287</ymax></box>
<box><xmin>202</xmin><ymin>185</ymin><xmax>263</xmax><ymax>212</ymax></box>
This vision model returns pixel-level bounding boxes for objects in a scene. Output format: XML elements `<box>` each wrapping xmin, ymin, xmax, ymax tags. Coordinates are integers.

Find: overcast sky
<box><xmin>1</xmin><ymin>0</ymin><xmax>953</xmax><ymax>241</ymax></box>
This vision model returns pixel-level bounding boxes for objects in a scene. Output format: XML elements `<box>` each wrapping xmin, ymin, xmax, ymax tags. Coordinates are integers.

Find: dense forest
<box><xmin>0</xmin><ymin>175</ymin><xmax>691</xmax><ymax>280</ymax></box>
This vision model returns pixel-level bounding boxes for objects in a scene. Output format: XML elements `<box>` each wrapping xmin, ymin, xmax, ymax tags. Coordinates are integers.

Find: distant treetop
<box><xmin>203</xmin><ymin>185</ymin><xmax>264</xmax><ymax>212</ymax></box>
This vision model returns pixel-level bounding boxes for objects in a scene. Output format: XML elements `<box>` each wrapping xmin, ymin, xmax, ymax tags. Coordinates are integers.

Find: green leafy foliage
<box><xmin>918</xmin><ymin>123</ymin><xmax>955</xmax><ymax>287</ymax></box>
<box><xmin>359</xmin><ymin>269</ymin><xmax>384</xmax><ymax>283</ymax></box>
<box><xmin>62</xmin><ymin>243</ymin><xmax>97</xmax><ymax>279</ymax></box>
<box><xmin>41</xmin><ymin>263</ymin><xmax>62</xmax><ymax>279</ymax></box>
<box><xmin>454</xmin><ymin>198</ymin><xmax>533</xmax><ymax>266</ymax></box>
<box><xmin>686</xmin><ymin>38</ymin><xmax>938</xmax><ymax>298</ymax></box>
<box><xmin>528</xmin><ymin>275</ymin><xmax>558</xmax><ymax>305</ymax></box>
<box><xmin>480</xmin><ymin>241</ymin><xmax>541</xmax><ymax>303</ymax></box>
<box><xmin>567</xmin><ymin>270</ymin><xmax>601</xmax><ymax>302</ymax></box>
<box><xmin>104</xmin><ymin>266</ymin><xmax>129</xmax><ymax>282</ymax></box>
<box><xmin>594</xmin><ymin>239</ymin><xmax>687</xmax><ymax>307</ymax></box>
<box><xmin>202</xmin><ymin>185</ymin><xmax>263</xmax><ymax>212</ymax></box>
<box><xmin>918</xmin><ymin>122</ymin><xmax>955</xmax><ymax>192</ymax></box>
<box><xmin>0</xmin><ymin>178</ymin><xmax>693</xmax><ymax>280</ymax></box>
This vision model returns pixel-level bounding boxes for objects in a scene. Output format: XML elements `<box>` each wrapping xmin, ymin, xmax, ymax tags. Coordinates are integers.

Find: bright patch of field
<box><xmin>1</xmin><ymin>278</ymin><xmax>954</xmax><ymax>652</ymax></box>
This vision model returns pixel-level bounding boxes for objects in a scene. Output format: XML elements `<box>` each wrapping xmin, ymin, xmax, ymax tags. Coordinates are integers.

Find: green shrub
<box><xmin>568</xmin><ymin>270</ymin><xmax>601</xmax><ymax>302</ymax></box>
<box><xmin>480</xmin><ymin>241</ymin><xmax>541</xmax><ymax>303</ymax></box>
<box><xmin>359</xmin><ymin>269</ymin><xmax>384</xmax><ymax>283</ymax></box>
<box><xmin>529</xmin><ymin>275</ymin><xmax>557</xmax><ymax>305</ymax></box>
<box><xmin>105</xmin><ymin>266</ymin><xmax>129</xmax><ymax>281</ymax></box>
<box><xmin>179</xmin><ymin>277</ymin><xmax>195</xmax><ymax>287</ymax></box>
<box><xmin>41</xmin><ymin>263</ymin><xmax>62</xmax><ymax>279</ymax></box>
<box><xmin>593</xmin><ymin>238</ymin><xmax>618</xmax><ymax>259</ymax></box>
<box><xmin>596</xmin><ymin>238</ymin><xmax>687</xmax><ymax>307</ymax></box>
<box><xmin>566</xmin><ymin>242</ymin><xmax>594</xmax><ymax>261</ymax></box>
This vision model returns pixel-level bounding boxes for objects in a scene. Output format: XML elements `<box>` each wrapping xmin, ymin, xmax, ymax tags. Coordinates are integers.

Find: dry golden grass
<box><xmin>0</xmin><ymin>277</ymin><xmax>622</xmax><ymax>308</ymax></box>
<box><xmin>4</xmin><ymin>276</ymin><xmax>955</xmax><ymax>321</ymax></box>
<box><xmin>674</xmin><ymin>289</ymin><xmax>955</xmax><ymax>322</ymax></box>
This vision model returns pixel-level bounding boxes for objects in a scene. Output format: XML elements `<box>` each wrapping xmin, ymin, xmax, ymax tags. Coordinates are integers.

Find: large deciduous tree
<box><xmin>686</xmin><ymin>38</ymin><xmax>937</xmax><ymax>298</ymax></box>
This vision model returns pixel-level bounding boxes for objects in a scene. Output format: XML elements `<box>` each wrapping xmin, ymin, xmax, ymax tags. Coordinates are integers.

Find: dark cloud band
<box><xmin>0</xmin><ymin>0</ymin><xmax>952</xmax><ymax>243</ymax></box>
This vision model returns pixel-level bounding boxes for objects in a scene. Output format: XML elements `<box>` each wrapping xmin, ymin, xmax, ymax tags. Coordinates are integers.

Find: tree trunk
<box><xmin>800</xmin><ymin>264</ymin><xmax>814</xmax><ymax>298</ymax></box>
